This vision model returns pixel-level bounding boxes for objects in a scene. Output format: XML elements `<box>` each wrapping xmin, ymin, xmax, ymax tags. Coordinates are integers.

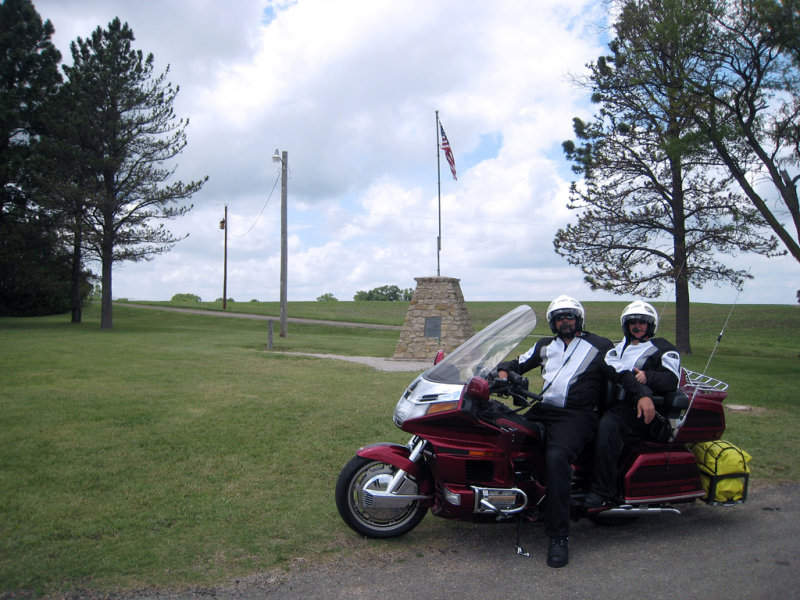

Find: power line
<box><xmin>232</xmin><ymin>171</ymin><xmax>281</xmax><ymax>238</ymax></box>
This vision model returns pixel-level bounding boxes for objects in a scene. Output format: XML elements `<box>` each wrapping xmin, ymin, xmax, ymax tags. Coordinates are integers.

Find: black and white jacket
<box><xmin>605</xmin><ymin>337</ymin><xmax>681</xmax><ymax>402</ymax></box>
<box><xmin>498</xmin><ymin>331</ymin><xmax>646</xmax><ymax>411</ymax></box>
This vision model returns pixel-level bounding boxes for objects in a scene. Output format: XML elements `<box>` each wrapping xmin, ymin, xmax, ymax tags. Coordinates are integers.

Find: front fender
<box><xmin>357</xmin><ymin>442</ymin><xmax>424</xmax><ymax>479</ymax></box>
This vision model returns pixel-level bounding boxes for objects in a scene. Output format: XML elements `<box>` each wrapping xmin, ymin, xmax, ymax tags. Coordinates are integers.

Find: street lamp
<box><xmin>272</xmin><ymin>149</ymin><xmax>288</xmax><ymax>337</ymax></box>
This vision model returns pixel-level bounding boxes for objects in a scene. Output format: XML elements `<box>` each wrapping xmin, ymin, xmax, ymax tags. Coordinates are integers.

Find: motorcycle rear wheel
<box><xmin>336</xmin><ymin>456</ymin><xmax>428</xmax><ymax>538</ymax></box>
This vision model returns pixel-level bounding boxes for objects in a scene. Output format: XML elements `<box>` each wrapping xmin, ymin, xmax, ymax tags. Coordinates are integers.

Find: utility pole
<box><xmin>220</xmin><ymin>204</ymin><xmax>228</xmax><ymax>310</ymax></box>
<box><xmin>273</xmin><ymin>149</ymin><xmax>288</xmax><ymax>337</ymax></box>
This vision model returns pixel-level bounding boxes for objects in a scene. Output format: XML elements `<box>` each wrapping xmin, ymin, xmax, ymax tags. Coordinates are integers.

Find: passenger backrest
<box><xmin>651</xmin><ymin>389</ymin><xmax>690</xmax><ymax>419</ymax></box>
<box><xmin>601</xmin><ymin>380</ymin><xmax>623</xmax><ymax>413</ymax></box>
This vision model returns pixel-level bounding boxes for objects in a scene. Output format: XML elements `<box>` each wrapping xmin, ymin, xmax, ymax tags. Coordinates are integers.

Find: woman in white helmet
<box><xmin>495</xmin><ymin>295</ymin><xmax>649</xmax><ymax>568</ymax></box>
<box><xmin>584</xmin><ymin>300</ymin><xmax>682</xmax><ymax>509</ymax></box>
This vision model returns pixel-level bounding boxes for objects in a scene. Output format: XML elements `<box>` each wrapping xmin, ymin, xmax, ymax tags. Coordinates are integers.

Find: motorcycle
<box><xmin>335</xmin><ymin>305</ymin><xmax>745</xmax><ymax>553</ymax></box>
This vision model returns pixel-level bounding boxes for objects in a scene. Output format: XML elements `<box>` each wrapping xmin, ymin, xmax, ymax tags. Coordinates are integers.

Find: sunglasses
<box><xmin>627</xmin><ymin>318</ymin><xmax>649</xmax><ymax>325</ymax></box>
<box><xmin>554</xmin><ymin>313</ymin><xmax>577</xmax><ymax>321</ymax></box>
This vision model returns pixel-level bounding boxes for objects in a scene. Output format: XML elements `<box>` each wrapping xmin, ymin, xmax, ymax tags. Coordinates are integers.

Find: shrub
<box><xmin>353</xmin><ymin>285</ymin><xmax>412</xmax><ymax>301</ymax></box>
<box><xmin>171</xmin><ymin>293</ymin><xmax>201</xmax><ymax>303</ymax></box>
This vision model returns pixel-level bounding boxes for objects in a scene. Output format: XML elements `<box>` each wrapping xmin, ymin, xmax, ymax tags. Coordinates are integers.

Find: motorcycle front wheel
<box><xmin>335</xmin><ymin>455</ymin><xmax>428</xmax><ymax>538</ymax></box>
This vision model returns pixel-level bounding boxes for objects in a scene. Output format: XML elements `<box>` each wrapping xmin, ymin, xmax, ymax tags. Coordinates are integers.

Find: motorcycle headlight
<box><xmin>393</xmin><ymin>390</ymin><xmax>461</xmax><ymax>426</ymax></box>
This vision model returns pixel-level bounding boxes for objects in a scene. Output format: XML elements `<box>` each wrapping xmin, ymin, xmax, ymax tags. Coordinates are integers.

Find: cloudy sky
<box><xmin>33</xmin><ymin>0</ymin><xmax>798</xmax><ymax>305</ymax></box>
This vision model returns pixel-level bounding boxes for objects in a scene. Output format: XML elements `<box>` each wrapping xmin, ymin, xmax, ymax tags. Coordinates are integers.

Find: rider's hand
<box><xmin>497</xmin><ymin>370</ymin><xmax>508</xmax><ymax>380</ymax></box>
<box><xmin>637</xmin><ymin>396</ymin><xmax>655</xmax><ymax>424</ymax></box>
<box><xmin>634</xmin><ymin>368</ymin><xmax>647</xmax><ymax>384</ymax></box>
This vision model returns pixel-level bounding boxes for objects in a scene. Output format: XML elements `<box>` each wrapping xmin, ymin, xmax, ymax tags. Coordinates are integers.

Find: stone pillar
<box><xmin>393</xmin><ymin>276</ymin><xmax>473</xmax><ymax>360</ymax></box>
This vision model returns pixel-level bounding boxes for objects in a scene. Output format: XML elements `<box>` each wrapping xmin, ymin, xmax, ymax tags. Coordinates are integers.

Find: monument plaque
<box><xmin>424</xmin><ymin>316</ymin><xmax>442</xmax><ymax>339</ymax></box>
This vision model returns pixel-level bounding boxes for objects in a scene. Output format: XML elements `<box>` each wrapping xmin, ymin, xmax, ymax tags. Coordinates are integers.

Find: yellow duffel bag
<box><xmin>689</xmin><ymin>440</ymin><xmax>752</xmax><ymax>504</ymax></box>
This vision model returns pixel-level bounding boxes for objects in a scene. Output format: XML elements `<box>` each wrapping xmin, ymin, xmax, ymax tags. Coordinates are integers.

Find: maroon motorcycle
<box><xmin>335</xmin><ymin>305</ymin><xmax>746</xmax><ymax>552</ymax></box>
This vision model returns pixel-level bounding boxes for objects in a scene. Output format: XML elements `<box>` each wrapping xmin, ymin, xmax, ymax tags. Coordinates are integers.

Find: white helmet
<box><xmin>620</xmin><ymin>300</ymin><xmax>658</xmax><ymax>338</ymax></box>
<box><xmin>546</xmin><ymin>295</ymin><xmax>585</xmax><ymax>334</ymax></box>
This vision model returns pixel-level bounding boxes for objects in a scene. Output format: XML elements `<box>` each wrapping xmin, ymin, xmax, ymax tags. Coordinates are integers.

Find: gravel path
<box><xmin>117</xmin><ymin>303</ymin><xmax>402</xmax><ymax>330</ymax></box>
<box><xmin>278</xmin><ymin>352</ymin><xmax>432</xmax><ymax>372</ymax></box>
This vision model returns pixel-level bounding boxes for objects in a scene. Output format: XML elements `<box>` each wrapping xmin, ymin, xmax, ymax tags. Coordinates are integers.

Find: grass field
<box><xmin>1</xmin><ymin>300</ymin><xmax>799</xmax><ymax>596</ymax></box>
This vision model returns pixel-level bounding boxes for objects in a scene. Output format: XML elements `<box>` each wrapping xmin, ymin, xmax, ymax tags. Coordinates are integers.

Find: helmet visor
<box><xmin>553</xmin><ymin>312</ymin><xmax>578</xmax><ymax>322</ymax></box>
<box><xmin>624</xmin><ymin>314</ymin><xmax>653</xmax><ymax>324</ymax></box>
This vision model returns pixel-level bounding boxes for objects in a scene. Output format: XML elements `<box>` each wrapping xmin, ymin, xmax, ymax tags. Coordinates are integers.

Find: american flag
<box><xmin>440</xmin><ymin>123</ymin><xmax>457</xmax><ymax>181</ymax></box>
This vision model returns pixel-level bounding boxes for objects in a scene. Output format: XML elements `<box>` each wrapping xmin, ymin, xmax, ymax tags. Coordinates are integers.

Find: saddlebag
<box><xmin>689</xmin><ymin>440</ymin><xmax>751</xmax><ymax>505</ymax></box>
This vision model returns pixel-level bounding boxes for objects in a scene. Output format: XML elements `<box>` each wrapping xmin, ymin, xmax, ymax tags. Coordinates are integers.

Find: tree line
<box><xmin>0</xmin><ymin>0</ymin><xmax>205</xmax><ymax>327</ymax></box>
<box><xmin>558</xmin><ymin>0</ymin><xmax>800</xmax><ymax>353</ymax></box>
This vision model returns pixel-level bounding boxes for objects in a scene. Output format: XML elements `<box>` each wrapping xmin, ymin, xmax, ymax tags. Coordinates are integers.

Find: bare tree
<box><xmin>686</xmin><ymin>0</ymin><xmax>800</xmax><ymax>269</ymax></box>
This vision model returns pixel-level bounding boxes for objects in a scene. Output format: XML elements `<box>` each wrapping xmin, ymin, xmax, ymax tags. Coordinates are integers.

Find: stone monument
<box><xmin>393</xmin><ymin>276</ymin><xmax>473</xmax><ymax>360</ymax></box>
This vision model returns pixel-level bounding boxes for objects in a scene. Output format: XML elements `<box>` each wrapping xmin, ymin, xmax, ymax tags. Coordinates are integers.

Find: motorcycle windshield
<box><xmin>423</xmin><ymin>305</ymin><xmax>538</xmax><ymax>385</ymax></box>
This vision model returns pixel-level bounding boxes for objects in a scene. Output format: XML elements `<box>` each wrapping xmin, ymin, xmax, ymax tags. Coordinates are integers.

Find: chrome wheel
<box><xmin>335</xmin><ymin>456</ymin><xmax>427</xmax><ymax>538</ymax></box>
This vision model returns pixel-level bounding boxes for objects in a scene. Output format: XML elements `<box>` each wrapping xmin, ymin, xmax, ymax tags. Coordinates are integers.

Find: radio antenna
<box><xmin>678</xmin><ymin>273</ymin><xmax>748</xmax><ymax>428</ymax></box>
<box><xmin>700</xmin><ymin>284</ymin><xmax>743</xmax><ymax>376</ymax></box>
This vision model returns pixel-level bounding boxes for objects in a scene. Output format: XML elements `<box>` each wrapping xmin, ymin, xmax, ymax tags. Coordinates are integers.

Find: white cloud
<box><xmin>32</xmin><ymin>0</ymin><xmax>798</xmax><ymax>306</ymax></box>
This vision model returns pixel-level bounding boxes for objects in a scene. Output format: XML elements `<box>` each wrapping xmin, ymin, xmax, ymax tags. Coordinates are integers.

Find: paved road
<box><xmin>116</xmin><ymin>482</ymin><xmax>799</xmax><ymax>600</ymax></box>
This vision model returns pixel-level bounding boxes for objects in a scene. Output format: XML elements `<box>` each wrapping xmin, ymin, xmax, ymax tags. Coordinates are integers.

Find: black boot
<box><xmin>584</xmin><ymin>491</ymin><xmax>605</xmax><ymax>508</ymax></box>
<box><xmin>547</xmin><ymin>536</ymin><xmax>569</xmax><ymax>568</ymax></box>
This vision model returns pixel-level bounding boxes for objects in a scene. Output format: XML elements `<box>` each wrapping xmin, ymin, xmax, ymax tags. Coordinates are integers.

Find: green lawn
<box><xmin>1</xmin><ymin>300</ymin><xmax>798</xmax><ymax>596</ymax></box>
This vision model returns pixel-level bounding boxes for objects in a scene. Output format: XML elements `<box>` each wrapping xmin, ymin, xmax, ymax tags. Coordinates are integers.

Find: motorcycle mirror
<box><xmin>465</xmin><ymin>377</ymin><xmax>490</xmax><ymax>403</ymax></box>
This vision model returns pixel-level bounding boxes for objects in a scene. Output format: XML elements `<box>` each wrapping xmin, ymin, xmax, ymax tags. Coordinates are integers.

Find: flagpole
<box><xmin>436</xmin><ymin>110</ymin><xmax>442</xmax><ymax>277</ymax></box>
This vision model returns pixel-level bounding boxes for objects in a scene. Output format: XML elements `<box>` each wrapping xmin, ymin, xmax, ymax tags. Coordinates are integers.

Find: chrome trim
<box><xmin>600</xmin><ymin>506</ymin><xmax>682</xmax><ymax>516</ymax></box>
<box><xmin>625</xmin><ymin>491</ymin><xmax>706</xmax><ymax>504</ymax></box>
<box><xmin>471</xmin><ymin>486</ymin><xmax>528</xmax><ymax>515</ymax></box>
<box><xmin>385</xmin><ymin>438</ymin><xmax>427</xmax><ymax>495</ymax></box>
<box><xmin>682</xmin><ymin>369</ymin><xmax>728</xmax><ymax>392</ymax></box>
<box><xmin>363</xmin><ymin>489</ymin><xmax>432</xmax><ymax>508</ymax></box>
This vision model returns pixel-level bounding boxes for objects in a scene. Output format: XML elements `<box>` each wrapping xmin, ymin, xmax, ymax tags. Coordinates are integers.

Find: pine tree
<box><xmin>0</xmin><ymin>0</ymin><xmax>77</xmax><ymax>316</ymax></box>
<box><xmin>558</xmin><ymin>0</ymin><xmax>780</xmax><ymax>353</ymax></box>
<box><xmin>59</xmin><ymin>18</ymin><xmax>207</xmax><ymax>328</ymax></box>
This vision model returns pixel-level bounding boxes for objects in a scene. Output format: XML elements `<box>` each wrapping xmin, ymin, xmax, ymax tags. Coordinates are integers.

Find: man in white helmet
<box><xmin>496</xmin><ymin>295</ymin><xmax>649</xmax><ymax>568</ymax></box>
<box><xmin>584</xmin><ymin>300</ymin><xmax>681</xmax><ymax>509</ymax></box>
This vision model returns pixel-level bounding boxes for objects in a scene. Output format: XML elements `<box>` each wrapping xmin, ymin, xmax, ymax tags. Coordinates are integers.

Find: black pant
<box><xmin>527</xmin><ymin>404</ymin><xmax>598</xmax><ymax>538</ymax></box>
<box><xmin>590</xmin><ymin>407</ymin><xmax>648</xmax><ymax>499</ymax></box>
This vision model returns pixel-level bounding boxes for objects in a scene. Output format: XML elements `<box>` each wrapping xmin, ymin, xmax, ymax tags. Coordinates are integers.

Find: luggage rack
<box><xmin>681</xmin><ymin>369</ymin><xmax>728</xmax><ymax>393</ymax></box>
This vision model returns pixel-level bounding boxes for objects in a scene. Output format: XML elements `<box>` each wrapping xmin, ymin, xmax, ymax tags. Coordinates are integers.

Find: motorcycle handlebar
<box><xmin>488</xmin><ymin>373</ymin><xmax>543</xmax><ymax>407</ymax></box>
<box><xmin>518</xmin><ymin>388</ymin><xmax>543</xmax><ymax>402</ymax></box>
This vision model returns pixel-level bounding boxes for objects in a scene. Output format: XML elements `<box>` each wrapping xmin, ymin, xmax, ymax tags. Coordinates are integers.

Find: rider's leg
<box><xmin>589</xmin><ymin>412</ymin><xmax>626</xmax><ymax>501</ymax></box>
